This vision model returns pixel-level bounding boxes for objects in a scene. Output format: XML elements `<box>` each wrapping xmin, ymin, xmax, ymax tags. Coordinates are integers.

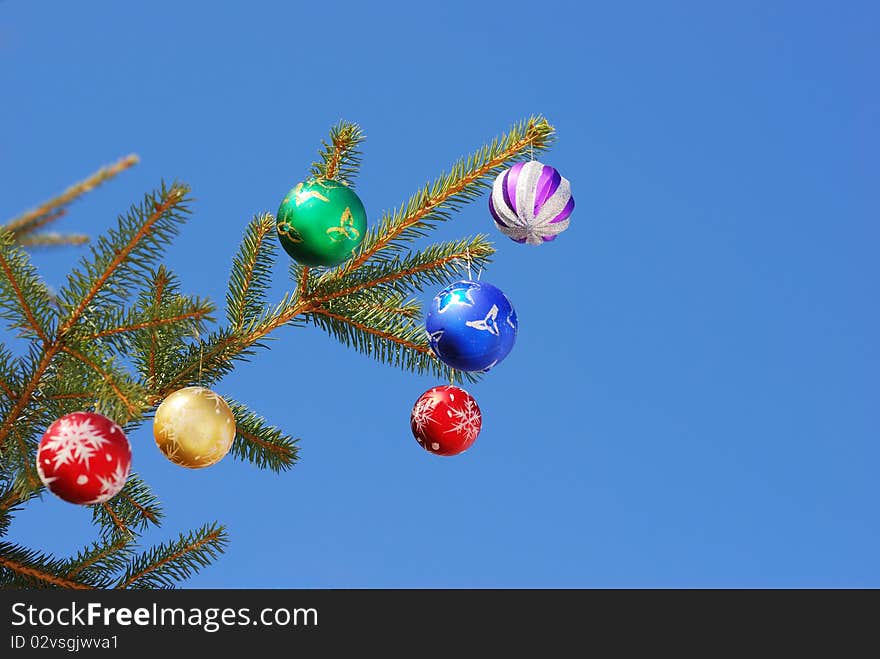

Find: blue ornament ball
<box><xmin>425</xmin><ymin>280</ymin><xmax>518</xmax><ymax>372</ymax></box>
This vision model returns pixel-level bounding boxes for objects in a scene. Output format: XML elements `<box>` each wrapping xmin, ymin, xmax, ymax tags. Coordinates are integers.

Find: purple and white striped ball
<box><xmin>489</xmin><ymin>161</ymin><xmax>574</xmax><ymax>245</ymax></box>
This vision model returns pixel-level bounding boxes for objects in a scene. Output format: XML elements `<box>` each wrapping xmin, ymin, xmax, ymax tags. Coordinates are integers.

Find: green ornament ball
<box><xmin>276</xmin><ymin>178</ymin><xmax>367</xmax><ymax>267</ymax></box>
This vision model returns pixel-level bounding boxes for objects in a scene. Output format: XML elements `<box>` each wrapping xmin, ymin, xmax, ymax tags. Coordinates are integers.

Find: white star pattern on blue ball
<box><xmin>465</xmin><ymin>304</ymin><xmax>500</xmax><ymax>336</ymax></box>
<box><xmin>427</xmin><ymin>329</ymin><xmax>444</xmax><ymax>347</ymax></box>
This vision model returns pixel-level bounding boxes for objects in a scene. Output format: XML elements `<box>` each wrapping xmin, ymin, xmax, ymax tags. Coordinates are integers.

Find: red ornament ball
<box><xmin>410</xmin><ymin>385</ymin><xmax>482</xmax><ymax>456</ymax></box>
<box><xmin>36</xmin><ymin>412</ymin><xmax>131</xmax><ymax>505</ymax></box>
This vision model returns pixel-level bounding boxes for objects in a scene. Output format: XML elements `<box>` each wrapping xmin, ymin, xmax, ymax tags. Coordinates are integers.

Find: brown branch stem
<box><xmin>0</xmin><ymin>555</ymin><xmax>93</xmax><ymax>589</ymax></box>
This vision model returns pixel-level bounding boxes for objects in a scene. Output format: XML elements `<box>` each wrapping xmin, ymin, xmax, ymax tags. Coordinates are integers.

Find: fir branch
<box><xmin>60</xmin><ymin>345</ymin><xmax>144</xmax><ymax>421</ymax></box>
<box><xmin>307</xmin><ymin>288</ymin><xmax>476</xmax><ymax>383</ymax></box>
<box><xmin>148</xmin><ymin>270</ymin><xmax>169</xmax><ymax>386</ymax></box>
<box><xmin>116</xmin><ymin>523</ymin><xmax>228</xmax><ymax>589</ymax></box>
<box><xmin>227</xmin><ymin>399</ymin><xmax>299</xmax><ymax>472</ymax></box>
<box><xmin>307</xmin><ymin>235</ymin><xmax>494</xmax><ymax>306</ymax></box>
<box><xmin>336</xmin><ymin>116</ymin><xmax>553</xmax><ymax>277</ymax></box>
<box><xmin>10</xmin><ymin>209</ymin><xmax>66</xmax><ymax>238</ymax></box>
<box><xmin>82</xmin><ymin>307</ymin><xmax>213</xmax><ymax>343</ymax></box>
<box><xmin>0</xmin><ymin>231</ymin><xmax>56</xmax><ymax>343</ymax></box>
<box><xmin>92</xmin><ymin>473</ymin><xmax>163</xmax><ymax>539</ymax></box>
<box><xmin>158</xmin><ymin>238</ymin><xmax>491</xmax><ymax>392</ymax></box>
<box><xmin>4</xmin><ymin>410</ymin><xmax>44</xmax><ymax>494</ymax></box>
<box><xmin>16</xmin><ymin>232</ymin><xmax>90</xmax><ymax>247</ymax></box>
<box><xmin>100</xmin><ymin>503</ymin><xmax>130</xmax><ymax>537</ymax></box>
<box><xmin>64</xmin><ymin>536</ymin><xmax>132</xmax><ymax>582</ymax></box>
<box><xmin>357</xmin><ymin>299</ymin><xmax>422</xmax><ymax>320</ymax></box>
<box><xmin>297</xmin><ymin>266</ymin><xmax>310</xmax><ymax>296</ymax></box>
<box><xmin>0</xmin><ymin>184</ymin><xmax>189</xmax><ymax>450</ymax></box>
<box><xmin>310</xmin><ymin>121</ymin><xmax>366</xmax><ymax>185</ymax></box>
<box><xmin>4</xmin><ymin>154</ymin><xmax>139</xmax><ymax>237</ymax></box>
<box><xmin>0</xmin><ymin>476</ymin><xmax>40</xmax><ymax>538</ymax></box>
<box><xmin>0</xmin><ymin>376</ymin><xmax>14</xmax><ymax>401</ymax></box>
<box><xmin>0</xmin><ymin>345</ymin><xmax>18</xmax><ymax>404</ymax></box>
<box><xmin>154</xmin><ymin>327</ymin><xmax>253</xmax><ymax>394</ymax></box>
<box><xmin>226</xmin><ymin>213</ymin><xmax>278</xmax><ymax>331</ymax></box>
<box><xmin>73</xmin><ymin>281</ymin><xmax>213</xmax><ymax>357</ymax></box>
<box><xmin>57</xmin><ymin>182</ymin><xmax>191</xmax><ymax>334</ymax></box>
<box><xmin>47</xmin><ymin>392</ymin><xmax>92</xmax><ymax>400</ymax></box>
<box><xmin>311</xmin><ymin>306</ymin><xmax>432</xmax><ymax>356</ymax></box>
<box><xmin>132</xmin><ymin>266</ymin><xmax>183</xmax><ymax>390</ymax></box>
<box><xmin>0</xmin><ymin>543</ymin><xmax>93</xmax><ymax>589</ymax></box>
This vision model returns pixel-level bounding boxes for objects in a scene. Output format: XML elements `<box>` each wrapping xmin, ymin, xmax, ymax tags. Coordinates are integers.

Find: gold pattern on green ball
<box><xmin>276</xmin><ymin>178</ymin><xmax>367</xmax><ymax>267</ymax></box>
<box><xmin>326</xmin><ymin>208</ymin><xmax>361</xmax><ymax>243</ymax></box>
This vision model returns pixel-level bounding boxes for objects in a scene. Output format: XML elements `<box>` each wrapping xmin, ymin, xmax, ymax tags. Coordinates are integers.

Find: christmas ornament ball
<box><xmin>36</xmin><ymin>412</ymin><xmax>131</xmax><ymax>505</ymax></box>
<box><xmin>489</xmin><ymin>160</ymin><xmax>574</xmax><ymax>245</ymax></box>
<box><xmin>276</xmin><ymin>178</ymin><xmax>367</xmax><ymax>267</ymax></box>
<box><xmin>153</xmin><ymin>386</ymin><xmax>236</xmax><ymax>469</ymax></box>
<box><xmin>411</xmin><ymin>385</ymin><xmax>482</xmax><ymax>456</ymax></box>
<box><xmin>425</xmin><ymin>280</ymin><xmax>518</xmax><ymax>372</ymax></box>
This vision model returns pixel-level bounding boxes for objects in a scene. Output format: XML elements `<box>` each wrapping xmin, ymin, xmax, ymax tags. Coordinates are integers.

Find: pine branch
<box><xmin>92</xmin><ymin>473</ymin><xmax>163</xmax><ymax>539</ymax></box>
<box><xmin>310</xmin><ymin>120</ymin><xmax>366</xmax><ymax>186</ymax></box>
<box><xmin>0</xmin><ymin>345</ymin><xmax>18</xmax><ymax>406</ymax></box>
<box><xmin>64</xmin><ymin>536</ymin><xmax>133</xmax><ymax>582</ymax></box>
<box><xmin>306</xmin><ymin>287</ymin><xmax>456</xmax><ymax>381</ymax></box>
<box><xmin>71</xmin><ymin>276</ymin><xmax>213</xmax><ymax>358</ymax></box>
<box><xmin>100</xmin><ymin>502</ymin><xmax>130</xmax><ymax>537</ymax></box>
<box><xmin>116</xmin><ymin>523</ymin><xmax>228</xmax><ymax>589</ymax></box>
<box><xmin>4</xmin><ymin>408</ymin><xmax>45</xmax><ymax>494</ymax></box>
<box><xmin>4</xmin><ymin>154</ymin><xmax>139</xmax><ymax>237</ymax></box>
<box><xmin>154</xmin><ymin>327</ymin><xmax>255</xmax><ymax>394</ymax></box>
<box><xmin>127</xmin><ymin>266</ymin><xmax>210</xmax><ymax>391</ymax></box>
<box><xmin>82</xmin><ymin>305</ymin><xmax>213</xmax><ymax>345</ymax></box>
<box><xmin>59</xmin><ymin>344</ymin><xmax>146</xmax><ymax>422</ymax></box>
<box><xmin>148</xmin><ymin>268</ymin><xmax>169</xmax><ymax>386</ymax></box>
<box><xmin>0</xmin><ymin>475</ymin><xmax>40</xmax><ymax>538</ymax></box>
<box><xmin>57</xmin><ymin>182</ymin><xmax>191</xmax><ymax>333</ymax></box>
<box><xmin>0</xmin><ymin>231</ymin><xmax>57</xmax><ymax>343</ymax></box>
<box><xmin>16</xmin><ymin>232</ymin><xmax>90</xmax><ymax>247</ymax></box>
<box><xmin>0</xmin><ymin>376</ymin><xmax>14</xmax><ymax>401</ymax></box>
<box><xmin>297</xmin><ymin>265</ymin><xmax>310</xmax><ymax>295</ymax></box>
<box><xmin>335</xmin><ymin>116</ymin><xmax>553</xmax><ymax>277</ymax></box>
<box><xmin>10</xmin><ymin>209</ymin><xmax>66</xmax><ymax>237</ymax></box>
<box><xmin>307</xmin><ymin>235</ymin><xmax>494</xmax><ymax>306</ymax></box>
<box><xmin>226</xmin><ymin>213</ymin><xmax>277</xmax><ymax>331</ymax></box>
<box><xmin>227</xmin><ymin>399</ymin><xmax>299</xmax><ymax>472</ymax></box>
<box><xmin>310</xmin><ymin>306</ymin><xmax>431</xmax><ymax>354</ymax></box>
<box><xmin>0</xmin><ymin>543</ymin><xmax>93</xmax><ymax>589</ymax></box>
<box><xmin>0</xmin><ymin>184</ymin><xmax>190</xmax><ymax>450</ymax></box>
<box><xmin>158</xmin><ymin>236</ymin><xmax>490</xmax><ymax>393</ymax></box>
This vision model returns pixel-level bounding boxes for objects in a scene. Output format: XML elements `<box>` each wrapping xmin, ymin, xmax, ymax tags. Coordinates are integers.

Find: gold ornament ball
<box><xmin>153</xmin><ymin>386</ymin><xmax>236</xmax><ymax>469</ymax></box>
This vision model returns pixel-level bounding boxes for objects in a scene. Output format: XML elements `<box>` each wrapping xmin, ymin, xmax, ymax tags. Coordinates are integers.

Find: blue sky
<box><xmin>2</xmin><ymin>1</ymin><xmax>877</xmax><ymax>587</ymax></box>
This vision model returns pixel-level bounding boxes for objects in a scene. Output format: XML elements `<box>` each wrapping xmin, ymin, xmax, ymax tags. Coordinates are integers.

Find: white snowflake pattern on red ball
<box><xmin>445</xmin><ymin>395</ymin><xmax>482</xmax><ymax>444</ymax></box>
<box><xmin>410</xmin><ymin>385</ymin><xmax>482</xmax><ymax>457</ymax></box>
<box><xmin>36</xmin><ymin>412</ymin><xmax>132</xmax><ymax>505</ymax></box>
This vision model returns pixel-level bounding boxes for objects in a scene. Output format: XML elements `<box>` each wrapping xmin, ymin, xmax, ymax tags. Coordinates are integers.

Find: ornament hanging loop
<box><xmin>193</xmin><ymin>327</ymin><xmax>204</xmax><ymax>388</ymax></box>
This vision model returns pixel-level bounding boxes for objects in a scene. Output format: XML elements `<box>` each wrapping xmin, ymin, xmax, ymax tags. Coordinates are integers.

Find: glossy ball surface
<box><xmin>425</xmin><ymin>280</ymin><xmax>517</xmax><ymax>372</ymax></box>
<box><xmin>411</xmin><ymin>385</ymin><xmax>482</xmax><ymax>456</ymax></box>
<box><xmin>276</xmin><ymin>179</ymin><xmax>367</xmax><ymax>267</ymax></box>
<box><xmin>37</xmin><ymin>412</ymin><xmax>131</xmax><ymax>505</ymax></box>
